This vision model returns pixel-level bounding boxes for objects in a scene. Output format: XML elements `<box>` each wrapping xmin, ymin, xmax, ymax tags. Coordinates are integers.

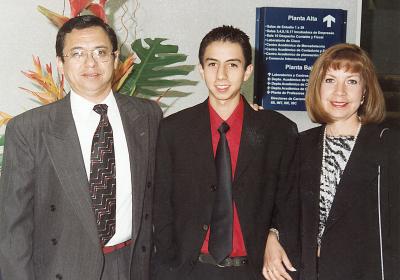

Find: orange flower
<box><xmin>87</xmin><ymin>3</ymin><xmax>107</xmax><ymax>22</ymax></box>
<box><xmin>113</xmin><ymin>54</ymin><xmax>135</xmax><ymax>91</ymax></box>
<box><xmin>20</xmin><ymin>56</ymin><xmax>65</xmax><ymax>105</ymax></box>
<box><xmin>37</xmin><ymin>6</ymin><xmax>69</xmax><ymax>28</ymax></box>
<box><xmin>38</xmin><ymin>0</ymin><xmax>108</xmax><ymax>28</ymax></box>
<box><xmin>0</xmin><ymin>112</ymin><xmax>13</xmax><ymax>127</ymax></box>
<box><xmin>69</xmin><ymin>0</ymin><xmax>93</xmax><ymax>17</ymax></box>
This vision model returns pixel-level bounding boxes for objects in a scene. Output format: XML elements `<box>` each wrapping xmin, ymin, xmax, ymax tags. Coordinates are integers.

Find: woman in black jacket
<box><xmin>264</xmin><ymin>43</ymin><xmax>399</xmax><ymax>280</ymax></box>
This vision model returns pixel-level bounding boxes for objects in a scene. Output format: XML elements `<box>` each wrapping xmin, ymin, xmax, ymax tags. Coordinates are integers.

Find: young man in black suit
<box><xmin>152</xmin><ymin>26</ymin><xmax>298</xmax><ymax>280</ymax></box>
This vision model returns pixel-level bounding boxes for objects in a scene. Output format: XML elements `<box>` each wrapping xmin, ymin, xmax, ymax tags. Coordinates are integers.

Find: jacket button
<box><xmin>55</xmin><ymin>273</ymin><xmax>63</xmax><ymax>279</ymax></box>
<box><xmin>210</xmin><ymin>185</ymin><xmax>217</xmax><ymax>192</ymax></box>
<box><xmin>142</xmin><ymin>245</ymin><xmax>146</xmax><ymax>252</ymax></box>
<box><xmin>50</xmin><ymin>205</ymin><xmax>56</xmax><ymax>211</ymax></box>
<box><xmin>202</xmin><ymin>224</ymin><xmax>209</xmax><ymax>231</ymax></box>
<box><xmin>51</xmin><ymin>238</ymin><xmax>58</xmax><ymax>245</ymax></box>
<box><xmin>144</xmin><ymin>213</ymin><xmax>149</xmax><ymax>220</ymax></box>
<box><xmin>147</xmin><ymin>182</ymin><xmax>152</xmax><ymax>189</ymax></box>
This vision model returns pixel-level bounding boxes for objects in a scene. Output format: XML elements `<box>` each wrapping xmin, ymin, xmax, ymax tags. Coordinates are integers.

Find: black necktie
<box><xmin>209</xmin><ymin>122</ymin><xmax>233</xmax><ymax>263</ymax></box>
<box><xmin>89</xmin><ymin>104</ymin><xmax>116</xmax><ymax>246</ymax></box>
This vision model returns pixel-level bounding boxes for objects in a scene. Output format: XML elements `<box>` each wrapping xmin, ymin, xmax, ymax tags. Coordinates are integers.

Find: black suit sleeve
<box><xmin>379</xmin><ymin>125</ymin><xmax>400</xmax><ymax>279</ymax></box>
<box><xmin>273</xmin><ymin>121</ymin><xmax>300</xmax><ymax>273</ymax></box>
<box><xmin>152</xmin><ymin>120</ymin><xmax>177</xmax><ymax>270</ymax></box>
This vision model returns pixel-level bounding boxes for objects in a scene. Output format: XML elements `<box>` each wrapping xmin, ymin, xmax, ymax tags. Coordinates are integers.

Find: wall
<box><xmin>0</xmin><ymin>0</ymin><xmax>362</xmax><ymax>134</ymax></box>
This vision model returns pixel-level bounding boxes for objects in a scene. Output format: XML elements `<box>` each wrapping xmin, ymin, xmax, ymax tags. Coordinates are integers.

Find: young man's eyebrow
<box><xmin>204</xmin><ymin>58</ymin><xmax>242</xmax><ymax>63</ymax></box>
<box><xmin>226</xmin><ymin>58</ymin><xmax>242</xmax><ymax>63</ymax></box>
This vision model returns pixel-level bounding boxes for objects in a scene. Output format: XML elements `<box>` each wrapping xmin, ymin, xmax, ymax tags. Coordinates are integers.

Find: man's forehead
<box><xmin>203</xmin><ymin>41</ymin><xmax>245</xmax><ymax>61</ymax></box>
<box><xmin>64</xmin><ymin>26</ymin><xmax>111</xmax><ymax>46</ymax></box>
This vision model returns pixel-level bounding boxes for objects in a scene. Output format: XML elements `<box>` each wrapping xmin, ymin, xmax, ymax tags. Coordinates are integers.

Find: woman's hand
<box><xmin>250</xmin><ymin>103</ymin><xmax>264</xmax><ymax>111</ymax></box>
<box><xmin>263</xmin><ymin>231</ymin><xmax>296</xmax><ymax>280</ymax></box>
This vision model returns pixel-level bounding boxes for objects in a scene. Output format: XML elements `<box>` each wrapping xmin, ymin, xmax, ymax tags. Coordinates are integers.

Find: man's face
<box><xmin>199</xmin><ymin>41</ymin><xmax>253</xmax><ymax>108</ymax></box>
<box><xmin>57</xmin><ymin>26</ymin><xmax>118</xmax><ymax>103</ymax></box>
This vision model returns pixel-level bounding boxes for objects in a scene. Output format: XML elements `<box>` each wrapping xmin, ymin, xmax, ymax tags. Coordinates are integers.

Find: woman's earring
<box><xmin>360</xmin><ymin>95</ymin><xmax>365</xmax><ymax>105</ymax></box>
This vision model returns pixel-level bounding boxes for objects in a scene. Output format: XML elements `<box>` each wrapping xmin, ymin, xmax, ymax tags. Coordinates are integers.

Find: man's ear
<box><xmin>113</xmin><ymin>51</ymin><xmax>120</xmax><ymax>70</ymax></box>
<box><xmin>243</xmin><ymin>64</ymin><xmax>254</xmax><ymax>82</ymax></box>
<box><xmin>198</xmin><ymin>63</ymin><xmax>205</xmax><ymax>80</ymax></box>
<box><xmin>56</xmin><ymin>56</ymin><xmax>64</xmax><ymax>75</ymax></box>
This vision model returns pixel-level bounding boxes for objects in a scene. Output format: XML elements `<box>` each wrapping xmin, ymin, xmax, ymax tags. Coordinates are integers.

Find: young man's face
<box><xmin>199</xmin><ymin>41</ymin><xmax>253</xmax><ymax>107</ymax></box>
<box><xmin>57</xmin><ymin>26</ymin><xmax>119</xmax><ymax>103</ymax></box>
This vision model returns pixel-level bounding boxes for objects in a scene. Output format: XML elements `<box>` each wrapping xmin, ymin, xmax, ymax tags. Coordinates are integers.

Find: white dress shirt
<box><xmin>70</xmin><ymin>90</ymin><xmax>132</xmax><ymax>246</ymax></box>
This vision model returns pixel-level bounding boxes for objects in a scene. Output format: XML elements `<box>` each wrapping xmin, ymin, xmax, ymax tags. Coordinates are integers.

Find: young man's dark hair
<box><xmin>56</xmin><ymin>15</ymin><xmax>118</xmax><ymax>62</ymax></box>
<box><xmin>198</xmin><ymin>25</ymin><xmax>252</xmax><ymax>68</ymax></box>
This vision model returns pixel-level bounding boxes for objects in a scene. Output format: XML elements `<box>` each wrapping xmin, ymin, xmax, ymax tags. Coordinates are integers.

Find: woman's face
<box><xmin>320</xmin><ymin>67</ymin><xmax>365</xmax><ymax>125</ymax></box>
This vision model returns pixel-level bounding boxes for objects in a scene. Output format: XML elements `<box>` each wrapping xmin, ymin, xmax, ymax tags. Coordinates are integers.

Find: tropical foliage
<box><xmin>37</xmin><ymin>0</ymin><xmax>108</xmax><ymax>28</ymax></box>
<box><xmin>0</xmin><ymin>113</ymin><xmax>12</xmax><ymax>128</ymax></box>
<box><xmin>120</xmin><ymin>38</ymin><xmax>196</xmax><ymax>106</ymax></box>
<box><xmin>19</xmin><ymin>56</ymin><xmax>65</xmax><ymax>105</ymax></box>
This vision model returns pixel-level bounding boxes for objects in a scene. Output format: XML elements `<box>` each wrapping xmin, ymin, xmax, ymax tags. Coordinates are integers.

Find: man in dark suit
<box><xmin>152</xmin><ymin>26</ymin><xmax>298</xmax><ymax>280</ymax></box>
<box><xmin>0</xmin><ymin>15</ymin><xmax>161</xmax><ymax>280</ymax></box>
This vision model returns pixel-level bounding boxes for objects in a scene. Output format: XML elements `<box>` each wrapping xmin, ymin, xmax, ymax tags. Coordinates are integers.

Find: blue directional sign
<box><xmin>254</xmin><ymin>7</ymin><xmax>347</xmax><ymax>111</ymax></box>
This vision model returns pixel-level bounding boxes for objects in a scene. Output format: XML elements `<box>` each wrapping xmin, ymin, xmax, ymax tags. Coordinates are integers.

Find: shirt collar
<box><xmin>209</xmin><ymin>96</ymin><xmax>244</xmax><ymax>132</ymax></box>
<box><xmin>70</xmin><ymin>90</ymin><xmax>117</xmax><ymax>119</ymax></box>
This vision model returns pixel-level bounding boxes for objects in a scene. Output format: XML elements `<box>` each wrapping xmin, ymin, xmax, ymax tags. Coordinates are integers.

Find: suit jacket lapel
<box><xmin>43</xmin><ymin>94</ymin><xmax>100</xmax><ymax>246</ymax></box>
<box><xmin>233</xmin><ymin>102</ymin><xmax>261</xmax><ymax>188</ymax></box>
<box><xmin>188</xmin><ymin>100</ymin><xmax>217</xmax><ymax>213</ymax></box>
<box><xmin>115</xmin><ymin>93</ymin><xmax>148</xmax><ymax>243</ymax></box>
<box><xmin>301</xmin><ymin>127</ymin><xmax>324</xmax><ymax>239</ymax></box>
<box><xmin>189</xmin><ymin>100</ymin><xmax>215</xmax><ymax>160</ymax></box>
<box><xmin>324</xmin><ymin>124</ymin><xmax>380</xmax><ymax>232</ymax></box>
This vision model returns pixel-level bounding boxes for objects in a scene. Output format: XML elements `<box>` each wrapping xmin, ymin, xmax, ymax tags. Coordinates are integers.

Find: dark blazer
<box><xmin>0</xmin><ymin>93</ymin><xmax>162</xmax><ymax>280</ymax></box>
<box><xmin>152</xmin><ymin>99</ymin><xmax>299</xmax><ymax>280</ymax></box>
<box><xmin>299</xmin><ymin>123</ymin><xmax>400</xmax><ymax>280</ymax></box>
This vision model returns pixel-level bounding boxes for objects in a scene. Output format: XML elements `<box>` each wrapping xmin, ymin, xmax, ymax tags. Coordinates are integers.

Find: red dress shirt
<box><xmin>200</xmin><ymin>97</ymin><xmax>247</xmax><ymax>257</ymax></box>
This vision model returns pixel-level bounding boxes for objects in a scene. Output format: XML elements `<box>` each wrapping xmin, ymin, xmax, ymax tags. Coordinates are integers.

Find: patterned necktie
<box><xmin>90</xmin><ymin>104</ymin><xmax>116</xmax><ymax>246</ymax></box>
<box><xmin>209</xmin><ymin>122</ymin><xmax>233</xmax><ymax>263</ymax></box>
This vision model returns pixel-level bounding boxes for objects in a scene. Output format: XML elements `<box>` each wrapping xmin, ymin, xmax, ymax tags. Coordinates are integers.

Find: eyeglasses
<box><xmin>63</xmin><ymin>48</ymin><xmax>115</xmax><ymax>63</ymax></box>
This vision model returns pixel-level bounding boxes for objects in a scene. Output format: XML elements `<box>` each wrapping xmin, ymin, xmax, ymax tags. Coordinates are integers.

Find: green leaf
<box><xmin>135</xmin><ymin>88</ymin><xmax>193</xmax><ymax>99</ymax></box>
<box><xmin>139</xmin><ymin>65</ymin><xmax>195</xmax><ymax>78</ymax></box>
<box><xmin>157</xmin><ymin>101</ymin><xmax>169</xmax><ymax>108</ymax></box>
<box><xmin>157</xmin><ymin>90</ymin><xmax>193</xmax><ymax>98</ymax></box>
<box><xmin>138</xmin><ymin>79</ymin><xmax>197</xmax><ymax>87</ymax></box>
<box><xmin>120</xmin><ymin>38</ymin><xmax>198</xmax><ymax>98</ymax></box>
<box><xmin>0</xmin><ymin>134</ymin><xmax>4</xmax><ymax>146</ymax></box>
